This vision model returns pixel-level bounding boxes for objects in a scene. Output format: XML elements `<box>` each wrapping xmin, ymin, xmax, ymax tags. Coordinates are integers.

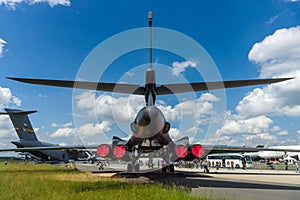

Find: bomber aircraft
<box><xmin>1</xmin><ymin>12</ymin><xmax>297</xmax><ymax>172</ymax></box>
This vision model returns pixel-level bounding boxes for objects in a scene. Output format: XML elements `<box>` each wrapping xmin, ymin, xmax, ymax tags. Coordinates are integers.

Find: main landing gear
<box><xmin>126</xmin><ymin>162</ymin><xmax>140</xmax><ymax>173</ymax></box>
<box><xmin>162</xmin><ymin>163</ymin><xmax>174</xmax><ymax>173</ymax></box>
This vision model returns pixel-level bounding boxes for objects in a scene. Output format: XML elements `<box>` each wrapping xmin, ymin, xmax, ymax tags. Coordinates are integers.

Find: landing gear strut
<box><xmin>127</xmin><ymin>150</ymin><xmax>140</xmax><ymax>173</ymax></box>
<box><xmin>161</xmin><ymin>145</ymin><xmax>175</xmax><ymax>173</ymax></box>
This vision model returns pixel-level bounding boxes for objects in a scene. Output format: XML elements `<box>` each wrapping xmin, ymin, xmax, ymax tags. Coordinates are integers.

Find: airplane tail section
<box><xmin>0</xmin><ymin>108</ymin><xmax>38</xmax><ymax>141</ymax></box>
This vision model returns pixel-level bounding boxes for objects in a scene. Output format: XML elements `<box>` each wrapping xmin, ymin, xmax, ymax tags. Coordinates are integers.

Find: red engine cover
<box><xmin>113</xmin><ymin>145</ymin><xmax>127</xmax><ymax>159</ymax></box>
<box><xmin>175</xmin><ymin>145</ymin><xmax>188</xmax><ymax>159</ymax></box>
<box><xmin>191</xmin><ymin>144</ymin><xmax>205</xmax><ymax>158</ymax></box>
<box><xmin>97</xmin><ymin>144</ymin><xmax>110</xmax><ymax>158</ymax></box>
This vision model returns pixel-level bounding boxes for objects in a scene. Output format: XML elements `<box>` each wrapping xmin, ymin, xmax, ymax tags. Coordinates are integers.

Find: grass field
<box><xmin>0</xmin><ymin>161</ymin><xmax>213</xmax><ymax>200</ymax></box>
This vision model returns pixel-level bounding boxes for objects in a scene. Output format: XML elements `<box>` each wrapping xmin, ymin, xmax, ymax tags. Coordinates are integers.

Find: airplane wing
<box><xmin>201</xmin><ymin>145</ymin><xmax>300</xmax><ymax>153</ymax></box>
<box><xmin>7</xmin><ymin>77</ymin><xmax>293</xmax><ymax>95</ymax></box>
<box><xmin>1</xmin><ymin>144</ymin><xmax>300</xmax><ymax>153</ymax></box>
<box><xmin>0</xmin><ymin>145</ymin><xmax>98</xmax><ymax>152</ymax></box>
<box><xmin>6</xmin><ymin>77</ymin><xmax>145</xmax><ymax>95</ymax></box>
<box><xmin>156</xmin><ymin>78</ymin><xmax>293</xmax><ymax>94</ymax></box>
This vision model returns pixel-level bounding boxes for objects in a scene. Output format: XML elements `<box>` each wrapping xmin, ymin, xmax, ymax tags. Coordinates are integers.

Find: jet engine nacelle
<box><xmin>96</xmin><ymin>144</ymin><xmax>130</xmax><ymax>161</ymax></box>
<box><xmin>174</xmin><ymin>144</ymin><xmax>205</xmax><ymax>161</ymax></box>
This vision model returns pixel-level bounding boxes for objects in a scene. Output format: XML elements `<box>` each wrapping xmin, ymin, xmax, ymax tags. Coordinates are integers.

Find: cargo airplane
<box><xmin>0</xmin><ymin>108</ymin><xmax>90</xmax><ymax>162</ymax></box>
<box><xmin>0</xmin><ymin>12</ymin><xmax>297</xmax><ymax>172</ymax></box>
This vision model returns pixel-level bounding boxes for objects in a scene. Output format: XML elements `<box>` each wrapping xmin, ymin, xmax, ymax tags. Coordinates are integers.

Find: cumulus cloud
<box><xmin>49</xmin><ymin>121</ymin><xmax>112</xmax><ymax>139</ymax></box>
<box><xmin>238</xmin><ymin>26</ymin><xmax>300</xmax><ymax>117</ymax></box>
<box><xmin>171</xmin><ymin>60</ymin><xmax>197</xmax><ymax>76</ymax></box>
<box><xmin>49</xmin><ymin>127</ymin><xmax>75</xmax><ymax>138</ymax></box>
<box><xmin>216</xmin><ymin>26</ymin><xmax>300</xmax><ymax>146</ymax></box>
<box><xmin>0</xmin><ymin>115</ymin><xmax>15</xmax><ymax>139</ymax></box>
<box><xmin>243</xmin><ymin>132</ymin><xmax>277</xmax><ymax>143</ymax></box>
<box><xmin>0</xmin><ymin>0</ymin><xmax>71</xmax><ymax>9</ymax></box>
<box><xmin>217</xmin><ymin>114</ymin><xmax>273</xmax><ymax>135</ymax></box>
<box><xmin>0</xmin><ymin>86</ymin><xmax>21</xmax><ymax>142</ymax></box>
<box><xmin>249</xmin><ymin>26</ymin><xmax>300</xmax><ymax>77</ymax></box>
<box><xmin>168</xmin><ymin>128</ymin><xmax>183</xmax><ymax>140</ymax></box>
<box><xmin>0</xmin><ymin>38</ymin><xmax>6</xmax><ymax>58</ymax></box>
<box><xmin>76</xmin><ymin>92</ymin><xmax>145</xmax><ymax>123</ymax></box>
<box><xmin>73</xmin><ymin>90</ymin><xmax>219</xmax><ymax>143</ymax></box>
<box><xmin>0</xmin><ymin>86</ymin><xmax>21</xmax><ymax>110</ymax></box>
<box><xmin>77</xmin><ymin>121</ymin><xmax>112</xmax><ymax>138</ymax></box>
<box><xmin>277</xmin><ymin>130</ymin><xmax>289</xmax><ymax>136</ymax></box>
<box><xmin>157</xmin><ymin>93</ymin><xmax>219</xmax><ymax>122</ymax></box>
<box><xmin>75</xmin><ymin>91</ymin><xmax>218</xmax><ymax>125</ymax></box>
<box><xmin>51</xmin><ymin>121</ymin><xmax>72</xmax><ymax>128</ymax></box>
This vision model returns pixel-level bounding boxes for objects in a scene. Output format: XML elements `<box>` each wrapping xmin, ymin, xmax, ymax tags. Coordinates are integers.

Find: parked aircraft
<box><xmin>257</xmin><ymin>145</ymin><xmax>300</xmax><ymax>161</ymax></box>
<box><xmin>0</xmin><ymin>108</ymin><xmax>89</xmax><ymax>162</ymax></box>
<box><xmin>1</xmin><ymin>12</ymin><xmax>296</xmax><ymax>172</ymax></box>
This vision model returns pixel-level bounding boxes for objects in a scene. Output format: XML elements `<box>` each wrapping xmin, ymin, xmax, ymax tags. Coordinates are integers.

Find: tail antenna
<box><xmin>148</xmin><ymin>11</ymin><xmax>153</xmax><ymax>69</ymax></box>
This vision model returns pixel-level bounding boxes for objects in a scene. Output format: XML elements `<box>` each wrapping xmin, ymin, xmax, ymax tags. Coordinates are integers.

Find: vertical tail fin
<box><xmin>0</xmin><ymin>108</ymin><xmax>38</xmax><ymax>140</ymax></box>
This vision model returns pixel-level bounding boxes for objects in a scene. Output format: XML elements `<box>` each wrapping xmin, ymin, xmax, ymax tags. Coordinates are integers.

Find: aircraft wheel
<box><xmin>162</xmin><ymin>164</ymin><xmax>167</xmax><ymax>173</ymax></box>
<box><xmin>169</xmin><ymin>164</ymin><xmax>174</xmax><ymax>172</ymax></box>
<box><xmin>134</xmin><ymin>164</ymin><xmax>140</xmax><ymax>172</ymax></box>
<box><xmin>127</xmin><ymin>163</ymin><xmax>134</xmax><ymax>173</ymax></box>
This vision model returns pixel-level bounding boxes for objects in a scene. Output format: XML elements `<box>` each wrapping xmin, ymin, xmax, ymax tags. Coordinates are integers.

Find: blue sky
<box><xmin>1</xmin><ymin>0</ymin><xmax>300</xmax><ymax>151</ymax></box>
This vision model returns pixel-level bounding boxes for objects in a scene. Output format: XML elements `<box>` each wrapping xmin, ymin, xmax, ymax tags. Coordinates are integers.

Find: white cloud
<box><xmin>0</xmin><ymin>86</ymin><xmax>21</xmax><ymax>110</ymax></box>
<box><xmin>243</xmin><ymin>132</ymin><xmax>276</xmax><ymax>142</ymax></box>
<box><xmin>237</xmin><ymin>26</ymin><xmax>300</xmax><ymax>117</ymax></box>
<box><xmin>0</xmin><ymin>0</ymin><xmax>71</xmax><ymax>9</ymax></box>
<box><xmin>75</xmin><ymin>92</ymin><xmax>144</xmax><ymax>123</ymax></box>
<box><xmin>0</xmin><ymin>115</ymin><xmax>15</xmax><ymax>139</ymax></box>
<box><xmin>157</xmin><ymin>93</ymin><xmax>219</xmax><ymax>122</ymax></box>
<box><xmin>277</xmin><ymin>130</ymin><xmax>289</xmax><ymax>136</ymax></box>
<box><xmin>75</xmin><ymin>91</ymin><xmax>218</xmax><ymax>125</ymax></box>
<box><xmin>77</xmin><ymin>121</ymin><xmax>112</xmax><ymax>138</ymax></box>
<box><xmin>215</xmin><ymin>26</ymin><xmax>300</xmax><ymax>146</ymax></box>
<box><xmin>49</xmin><ymin>121</ymin><xmax>112</xmax><ymax>139</ymax></box>
<box><xmin>168</xmin><ymin>128</ymin><xmax>183</xmax><ymax>140</ymax></box>
<box><xmin>171</xmin><ymin>60</ymin><xmax>197</xmax><ymax>76</ymax></box>
<box><xmin>271</xmin><ymin>126</ymin><xmax>281</xmax><ymax>132</ymax></box>
<box><xmin>0</xmin><ymin>38</ymin><xmax>6</xmax><ymax>58</ymax></box>
<box><xmin>73</xmin><ymin>91</ymin><xmax>218</xmax><ymax>143</ymax></box>
<box><xmin>217</xmin><ymin>114</ymin><xmax>273</xmax><ymax>135</ymax></box>
<box><xmin>49</xmin><ymin>127</ymin><xmax>75</xmax><ymax>138</ymax></box>
<box><xmin>248</xmin><ymin>26</ymin><xmax>300</xmax><ymax>67</ymax></box>
<box><xmin>0</xmin><ymin>141</ymin><xmax>8</xmax><ymax>148</ymax></box>
<box><xmin>0</xmin><ymin>86</ymin><xmax>21</xmax><ymax>144</ymax></box>
<box><xmin>51</xmin><ymin>121</ymin><xmax>72</xmax><ymax>128</ymax></box>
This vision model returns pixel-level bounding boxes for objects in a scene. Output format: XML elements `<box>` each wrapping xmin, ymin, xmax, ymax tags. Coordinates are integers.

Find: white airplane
<box><xmin>257</xmin><ymin>145</ymin><xmax>300</xmax><ymax>161</ymax></box>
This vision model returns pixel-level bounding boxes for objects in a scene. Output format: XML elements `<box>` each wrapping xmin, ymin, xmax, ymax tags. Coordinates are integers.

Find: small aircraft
<box><xmin>1</xmin><ymin>12</ymin><xmax>296</xmax><ymax>172</ymax></box>
<box><xmin>0</xmin><ymin>108</ymin><xmax>90</xmax><ymax>162</ymax></box>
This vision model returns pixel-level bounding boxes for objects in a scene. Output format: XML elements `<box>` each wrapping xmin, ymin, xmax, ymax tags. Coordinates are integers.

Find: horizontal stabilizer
<box><xmin>7</xmin><ymin>77</ymin><xmax>145</xmax><ymax>95</ymax></box>
<box><xmin>157</xmin><ymin>78</ymin><xmax>294</xmax><ymax>94</ymax></box>
<box><xmin>7</xmin><ymin>77</ymin><xmax>293</xmax><ymax>95</ymax></box>
<box><xmin>0</xmin><ymin>108</ymin><xmax>37</xmax><ymax>115</ymax></box>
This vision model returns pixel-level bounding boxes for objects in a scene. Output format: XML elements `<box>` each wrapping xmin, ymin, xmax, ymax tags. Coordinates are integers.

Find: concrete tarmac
<box><xmin>76</xmin><ymin>164</ymin><xmax>300</xmax><ymax>200</ymax></box>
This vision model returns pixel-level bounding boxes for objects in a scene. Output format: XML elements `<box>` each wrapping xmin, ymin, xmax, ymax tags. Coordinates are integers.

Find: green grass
<box><xmin>0</xmin><ymin>161</ymin><xmax>212</xmax><ymax>200</ymax></box>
